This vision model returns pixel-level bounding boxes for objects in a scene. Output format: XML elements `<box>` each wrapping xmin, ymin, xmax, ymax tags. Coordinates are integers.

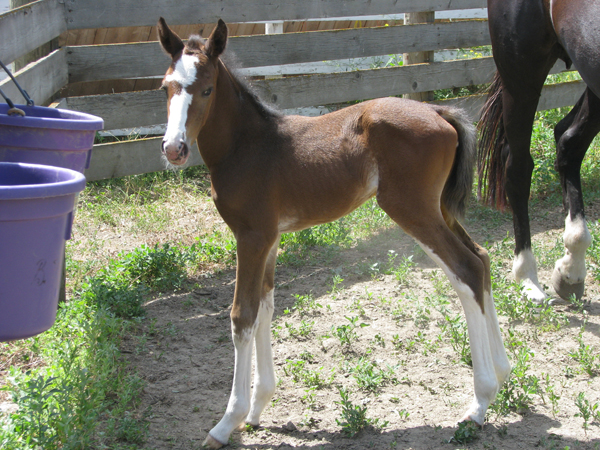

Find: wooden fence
<box><xmin>0</xmin><ymin>0</ymin><xmax>586</xmax><ymax>181</ymax></box>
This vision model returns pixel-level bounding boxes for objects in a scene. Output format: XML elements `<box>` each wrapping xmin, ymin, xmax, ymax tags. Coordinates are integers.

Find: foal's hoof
<box><xmin>551</xmin><ymin>270</ymin><xmax>584</xmax><ymax>301</ymax></box>
<box><xmin>203</xmin><ymin>433</ymin><xmax>226</xmax><ymax>449</ymax></box>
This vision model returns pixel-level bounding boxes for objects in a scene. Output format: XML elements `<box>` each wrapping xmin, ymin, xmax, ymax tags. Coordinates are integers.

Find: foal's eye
<box><xmin>202</xmin><ymin>87</ymin><xmax>213</xmax><ymax>97</ymax></box>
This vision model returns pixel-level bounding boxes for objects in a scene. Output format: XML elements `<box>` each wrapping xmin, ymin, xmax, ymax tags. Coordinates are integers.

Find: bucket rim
<box><xmin>0</xmin><ymin>104</ymin><xmax>104</xmax><ymax>131</ymax></box>
<box><xmin>0</xmin><ymin>162</ymin><xmax>87</xmax><ymax>199</ymax></box>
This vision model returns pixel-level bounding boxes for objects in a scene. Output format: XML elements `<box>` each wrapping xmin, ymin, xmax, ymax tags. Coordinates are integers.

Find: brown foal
<box><xmin>158</xmin><ymin>18</ymin><xmax>510</xmax><ymax>448</ymax></box>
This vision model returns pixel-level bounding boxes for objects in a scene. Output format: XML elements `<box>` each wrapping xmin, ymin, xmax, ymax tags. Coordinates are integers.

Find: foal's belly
<box><xmin>277</xmin><ymin>165</ymin><xmax>379</xmax><ymax>233</ymax></box>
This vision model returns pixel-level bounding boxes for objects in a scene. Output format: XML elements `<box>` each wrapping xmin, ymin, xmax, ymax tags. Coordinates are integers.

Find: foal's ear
<box><xmin>157</xmin><ymin>17</ymin><xmax>184</xmax><ymax>58</ymax></box>
<box><xmin>205</xmin><ymin>19</ymin><xmax>228</xmax><ymax>59</ymax></box>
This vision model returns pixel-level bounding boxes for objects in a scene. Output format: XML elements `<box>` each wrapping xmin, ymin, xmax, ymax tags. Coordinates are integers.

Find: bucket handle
<box><xmin>0</xmin><ymin>58</ymin><xmax>34</xmax><ymax>115</ymax></box>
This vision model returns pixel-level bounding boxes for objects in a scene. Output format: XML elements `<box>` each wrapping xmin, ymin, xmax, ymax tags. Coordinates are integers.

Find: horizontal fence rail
<box><xmin>65</xmin><ymin>0</ymin><xmax>487</xmax><ymax>30</ymax></box>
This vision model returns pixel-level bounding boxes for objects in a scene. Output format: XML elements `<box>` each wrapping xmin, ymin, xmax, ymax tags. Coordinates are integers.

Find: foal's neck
<box><xmin>197</xmin><ymin>60</ymin><xmax>280</xmax><ymax>169</ymax></box>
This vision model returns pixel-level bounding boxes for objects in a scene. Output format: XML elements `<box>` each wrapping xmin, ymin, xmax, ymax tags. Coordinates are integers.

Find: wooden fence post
<box><xmin>403</xmin><ymin>12</ymin><xmax>435</xmax><ymax>101</ymax></box>
<box><xmin>10</xmin><ymin>0</ymin><xmax>59</xmax><ymax>71</ymax></box>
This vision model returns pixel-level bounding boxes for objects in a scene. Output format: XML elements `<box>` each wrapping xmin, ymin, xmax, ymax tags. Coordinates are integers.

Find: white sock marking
<box><xmin>513</xmin><ymin>249</ymin><xmax>546</xmax><ymax>303</ymax></box>
<box><xmin>417</xmin><ymin>240</ymin><xmax>500</xmax><ymax>424</ymax></box>
<box><xmin>553</xmin><ymin>213</ymin><xmax>591</xmax><ymax>285</ymax></box>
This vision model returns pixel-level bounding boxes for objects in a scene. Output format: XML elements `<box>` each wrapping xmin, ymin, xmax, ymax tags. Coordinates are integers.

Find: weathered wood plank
<box><xmin>67</xmin><ymin>20</ymin><xmax>491</xmax><ymax>83</ymax></box>
<box><xmin>66</xmin><ymin>90</ymin><xmax>167</xmax><ymax>130</ymax></box>
<box><xmin>254</xmin><ymin>57</ymin><xmax>498</xmax><ymax>109</ymax></box>
<box><xmin>0</xmin><ymin>49</ymin><xmax>68</xmax><ymax>105</ymax></box>
<box><xmin>85</xmin><ymin>137</ymin><xmax>202</xmax><ymax>181</ymax></box>
<box><xmin>0</xmin><ymin>0</ymin><xmax>66</xmax><ymax>66</ymax></box>
<box><xmin>67</xmin><ymin>0</ymin><xmax>486</xmax><ymax>29</ymax></box>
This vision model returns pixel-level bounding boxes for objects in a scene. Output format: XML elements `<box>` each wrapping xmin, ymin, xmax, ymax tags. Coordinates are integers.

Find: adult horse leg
<box><xmin>378</xmin><ymin>192</ymin><xmax>508</xmax><ymax>424</ymax></box>
<box><xmin>246</xmin><ymin>236</ymin><xmax>281</xmax><ymax>426</ymax></box>
<box><xmin>551</xmin><ymin>89</ymin><xmax>600</xmax><ymax>299</ymax></box>
<box><xmin>204</xmin><ymin>230</ymin><xmax>279</xmax><ymax>449</ymax></box>
<box><xmin>501</xmin><ymin>85</ymin><xmax>548</xmax><ymax>303</ymax></box>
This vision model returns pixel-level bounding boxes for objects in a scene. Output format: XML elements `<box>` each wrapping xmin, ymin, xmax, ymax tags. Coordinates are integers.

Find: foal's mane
<box><xmin>186</xmin><ymin>34</ymin><xmax>281</xmax><ymax>121</ymax></box>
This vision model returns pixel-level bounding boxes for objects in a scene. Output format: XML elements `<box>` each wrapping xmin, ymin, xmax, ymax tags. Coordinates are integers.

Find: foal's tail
<box><xmin>477</xmin><ymin>72</ymin><xmax>508</xmax><ymax>210</ymax></box>
<box><xmin>432</xmin><ymin>104</ymin><xmax>477</xmax><ymax>220</ymax></box>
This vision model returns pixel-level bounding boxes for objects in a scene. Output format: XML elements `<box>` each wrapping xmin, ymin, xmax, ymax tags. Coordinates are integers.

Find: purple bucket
<box><xmin>0</xmin><ymin>103</ymin><xmax>104</xmax><ymax>173</ymax></box>
<box><xmin>0</xmin><ymin>162</ymin><xmax>86</xmax><ymax>341</ymax></box>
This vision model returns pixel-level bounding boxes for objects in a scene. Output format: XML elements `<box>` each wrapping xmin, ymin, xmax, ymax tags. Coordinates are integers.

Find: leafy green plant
<box><xmin>574</xmin><ymin>391</ymin><xmax>600</xmax><ymax>431</ymax></box>
<box><xmin>335</xmin><ymin>387</ymin><xmax>387</xmax><ymax>437</ymax></box>
<box><xmin>439</xmin><ymin>312</ymin><xmax>472</xmax><ymax>366</ymax></box>
<box><xmin>449</xmin><ymin>420</ymin><xmax>480</xmax><ymax>445</ymax></box>
<box><xmin>348</xmin><ymin>357</ymin><xmax>397</xmax><ymax>392</ymax></box>
<box><xmin>569</xmin><ymin>325</ymin><xmax>600</xmax><ymax>376</ymax></box>
<box><xmin>331</xmin><ymin>316</ymin><xmax>369</xmax><ymax>349</ymax></box>
<box><xmin>283</xmin><ymin>360</ymin><xmax>331</xmax><ymax>388</ymax></box>
<box><xmin>490</xmin><ymin>334</ymin><xmax>543</xmax><ymax>417</ymax></box>
<box><xmin>292</xmin><ymin>293</ymin><xmax>322</xmax><ymax>316</ymax></box>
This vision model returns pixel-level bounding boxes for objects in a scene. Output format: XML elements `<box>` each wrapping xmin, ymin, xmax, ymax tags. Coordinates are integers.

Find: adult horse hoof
<box><xmin>551</xmin><ymin>270</ymin><xmax>585</xmax><ymax>301</ymax></box>
<box><xmin>202</xmin><ymin>433</ymin><xmax>226</xmax><ymax>449</ymax></box>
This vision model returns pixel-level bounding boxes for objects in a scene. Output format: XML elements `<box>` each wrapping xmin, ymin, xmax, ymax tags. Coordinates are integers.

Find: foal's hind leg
<box><xmin>380</xmin><ymin>198</ymin><xmax>506</xmax><ymax>424</ymax></box>
<box><xmin>551</xmin><ymin>89</ymin><xmax>600</xmax><ymax>300</ymax></box>
<box><xmin>446</xmin><ymin>217</ymin><xmax>511</xmax><ymax>387</ymax></box>
<box><xmin>205</xmin><ymin>232</ymin><xmax>279</xmax><ymax>449</ymax></box>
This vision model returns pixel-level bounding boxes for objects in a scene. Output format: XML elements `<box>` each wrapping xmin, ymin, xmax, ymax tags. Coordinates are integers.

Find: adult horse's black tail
<box><xmin>477</xmin><ymin>72</ymin><xmax>509</xmax><ymax>210</ymax></box>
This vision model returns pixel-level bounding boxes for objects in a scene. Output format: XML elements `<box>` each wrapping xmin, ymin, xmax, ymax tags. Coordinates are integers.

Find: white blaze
<box><xmin>164</xmin><ymin>54</ymin><xmax>199</xmax><ymax>145</ymax></box>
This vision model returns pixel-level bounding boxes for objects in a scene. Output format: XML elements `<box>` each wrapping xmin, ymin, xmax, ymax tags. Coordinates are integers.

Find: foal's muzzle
<box><xmin>162</xmin><ymin>138</ymin><xmax>189</xmax><ymax>166</ymax></box>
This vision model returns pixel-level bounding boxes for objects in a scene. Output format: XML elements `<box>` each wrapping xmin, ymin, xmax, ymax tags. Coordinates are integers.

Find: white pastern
<box><xmin>208</xmin><ymin>322</ymin><xmax>256</xmax><ymax>446</ymax></box>
<box><xmin>417</xmin><ymin>241</ymin><xmax>500</xmax><ymax>425</ymax></box>
<box><xmin>247</xmin><ymin>290</ymin><xmax>276</xmax><ymax>425</ymax></box>
<box><xmin>553</xmin><ymin>214</ymin><xmax>591</xmax><ymax>285</ymax></box>
<box><xmin>513</xmin><ymin>249</ymin><xmax>546</xmax><ymax>303</ymax></box>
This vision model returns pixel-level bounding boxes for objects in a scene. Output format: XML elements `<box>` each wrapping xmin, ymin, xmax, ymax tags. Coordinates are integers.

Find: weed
<box><xmin>335</xmin><ymin>387</ymin><xmax>387</xmax><ymax>437</ymax></box>
<box><xmin>569</xmin><ymin>325</ymin><xmax>600</xmax><ymax>376</ymax></box>
<box><xmin>490</xmin><ymin>335</ymin><xmax>543</xmax><ymax>417</ymax></box>
<box><xmin>390</xmin><ymin>253</ymin><xmax>415</xmax><ymax>286</ymax></box>
<box><xmin>574</xmin><ymin>392</ymin><xmax>600</xmax><ymax>431</ymax></box>
<box><xmin>331</xmin><ymin>316</ymin><xmax>369</xmax><ymax>349</ymax></box>
<box><xmin>374</xmin><ymin>334</ymin><xmax>386</xmax><ymax>348</ymax></box>
<box><xmin>391</xmin><ymin>334</ymin><xmax>417</xmax><ymax>353</ymax></box>
<box><xmin>449</xmin><ymin>421</ymin><xmax>480</xmax><ymax>445</ymax></box>
<box><xmin>285</xmin><ymin>320</ymin><xmax>314</xmax><ymax>339</ymax></box>
<box><xmin>292</xmin><ymin>293</ymin><xmax>322</xmax><ymax>316</ymax></box>
<box><xmin>283</xmin><ymin>360</ymin><xmax>332</xmax><ymax>388</ymax></box>
<box><xmin>348</xmin><ymin>357</ymin><xmax>397</xmax><ymax>392</ymax></box>
<box><xmin>542</xmin><ymin>373</ymin><xmax>561</xmax><ymax>418</ymax></box>
<box><xmin>329</xmin><ymin>274</ymin><xmax>345</xmax><ymax>299</ymax></box>
<box><xmin>439</xmin><ymin>312</ymin><xmax>472</xmax><ymax>366</ymax></box>
<box><xmin>394</xmin><ymin>409</ymin><xmax>410</xmax><ymax>420</ymax></box>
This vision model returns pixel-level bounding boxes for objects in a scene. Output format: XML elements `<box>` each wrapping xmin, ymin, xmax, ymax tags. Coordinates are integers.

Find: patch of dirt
<box><xmin>125</xmin><ymin>201</ymin><xmax>600</xmax><ymax>450</ymax></box>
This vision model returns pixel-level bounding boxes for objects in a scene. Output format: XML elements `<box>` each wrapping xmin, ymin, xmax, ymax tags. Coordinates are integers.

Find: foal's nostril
<box><xmin>161</xmin><ymin>139</ymin><xmax>167</xmax><ymax>154</ymax></box>
<box><xmin>179</xmin><ymin>140</ymin><xmax>189</xmax><ymax>156</ymax></box>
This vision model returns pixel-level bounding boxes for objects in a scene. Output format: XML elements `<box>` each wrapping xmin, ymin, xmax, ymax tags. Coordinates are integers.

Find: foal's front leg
<box><xmin>247</xmin><ymin>238</ymin><xmax>280</xmax><ymax>426</ymax></box>
<box><xmin>204</xmin><ymin>232</ymin><xmax>278</xmax><ymax>449</ymax></box>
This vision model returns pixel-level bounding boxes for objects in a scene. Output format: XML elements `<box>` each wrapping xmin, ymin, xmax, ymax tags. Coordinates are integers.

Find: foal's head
<box><xmin>157</xmin><ymin>18</ymin><xmax>227</xmax><ymax>166</ymax></box>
